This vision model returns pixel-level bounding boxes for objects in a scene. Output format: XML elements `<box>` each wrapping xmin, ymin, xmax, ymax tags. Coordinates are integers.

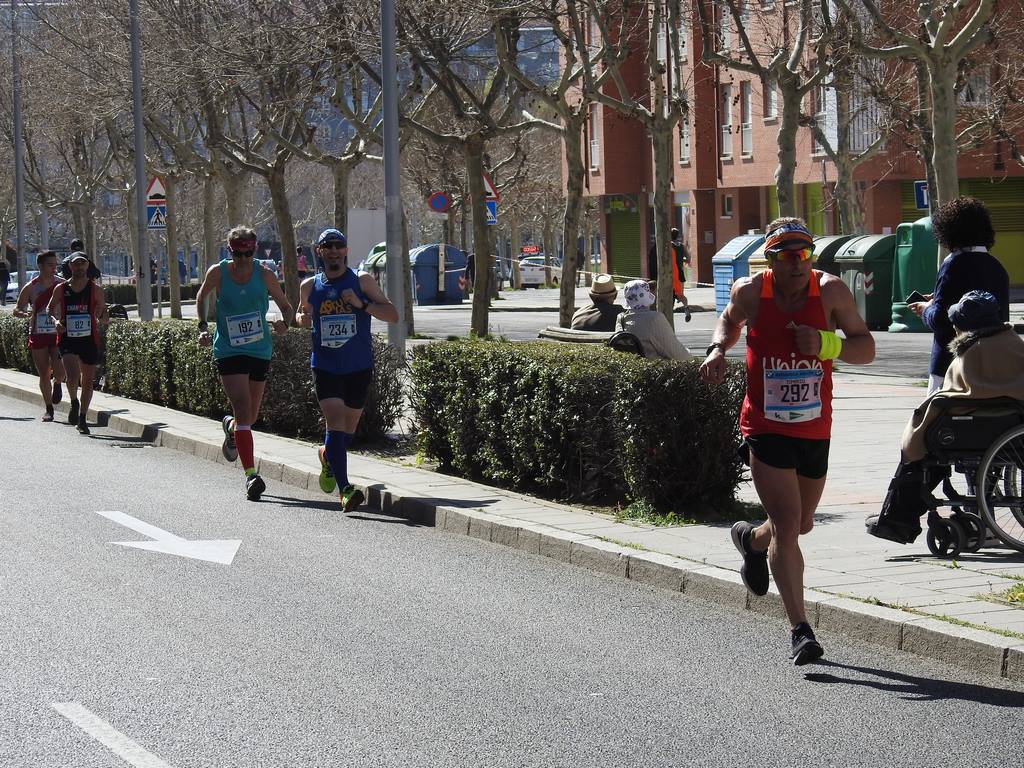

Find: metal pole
<box><xmin>380</xmin><ymin>0</ymin><xmax>405</xmax><ymax>353</ymax></box>
<box><xmin>130</xmin><ymin>0</ymin><xmax>152</xmax><ymax>321</ymax></box>
<box><xmin>11</xmin><ymin>0</ymin><xmax>26</xmax><ymax>286</ymax></box>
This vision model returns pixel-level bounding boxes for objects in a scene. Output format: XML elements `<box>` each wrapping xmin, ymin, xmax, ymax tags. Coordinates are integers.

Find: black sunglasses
<box><xmin>231</xmin><ymin>250</ymin><xmax>255</xmax><ymax>258</ymax></box>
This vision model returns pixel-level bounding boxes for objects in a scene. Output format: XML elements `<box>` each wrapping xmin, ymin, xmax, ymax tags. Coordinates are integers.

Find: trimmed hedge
<box><xmin>410</xmin><ymin>340</ymin><xmax>747</xmax><ymax>515</ymax></box>
<box><xmin>0</xmin><ymin>314</ymin><xmax>405</xmax><ymax>443</ymax></box>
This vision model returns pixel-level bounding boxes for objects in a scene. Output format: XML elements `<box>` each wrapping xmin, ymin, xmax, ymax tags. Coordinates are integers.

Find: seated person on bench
<box><xmin>868</xmin><ymin>290</ymin><xmax>1024</xmax><ymax>543</ymax></box>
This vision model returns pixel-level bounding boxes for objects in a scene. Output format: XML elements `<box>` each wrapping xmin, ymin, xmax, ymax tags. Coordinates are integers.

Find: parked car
<box><xmin>518</xmin><ymin>255</ymin><xmax>562</xmax><ymax>287</ymax></box>
<box><xmin>4</xmin><ymin>270</ymin><xmax>39</xmax><ymax>304</ymax></box>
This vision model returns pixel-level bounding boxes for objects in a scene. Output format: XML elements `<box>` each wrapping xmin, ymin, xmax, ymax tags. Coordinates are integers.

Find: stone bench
<box><xmin>537</xmin><ymin>326</ymin><xmax>613</xmax><ymax>343</ymax></box>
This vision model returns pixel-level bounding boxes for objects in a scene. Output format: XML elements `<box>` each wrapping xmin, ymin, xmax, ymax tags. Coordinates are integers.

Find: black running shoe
<box><xmin>684</xmin><ymin>305</ymin><xmax>692</xmax><ymax>322</ymax></box>
<box><xmin>67</xmin><ymin>399</ymin><xmax>80</xmax><ymax>425</ymax></box>
<box><xmin>222</xmin><ymin>415</ymin><xmax>238</xmax><ymax>462</ymax></box>
<box><xmin>731</xmin><ymin>520</ymin><xmax>769</xmax><ymax>596</ymax></box>
<box><xmin>76</xmin><ymin>416</ymin><xmax>90</xmax><ymax>435</ymax></box>
<box><xmin>245</xmin><ymin>473</ymin><xmax>266</xmax><ymax>501</ymax></box>
<box><xmin>791</xmin><ymin>622</ymin><xmax>824</xmax><ymax>666</ymax></box>
<box><xmin>341</xmin><ymin>484</ymin><xmax>365</xmax><ymax>513</ymax></box>
<box><xmin>52</xmin><ymin>381</ymin><xmax>63</xmax><ymax>404</ymax></box>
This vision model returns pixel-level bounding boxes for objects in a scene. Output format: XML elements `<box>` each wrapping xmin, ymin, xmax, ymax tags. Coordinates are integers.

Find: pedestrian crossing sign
<box><xmin>147</xmin><ymin>205</ymin><xmax>167</xmax><ymax>230</ymax></box>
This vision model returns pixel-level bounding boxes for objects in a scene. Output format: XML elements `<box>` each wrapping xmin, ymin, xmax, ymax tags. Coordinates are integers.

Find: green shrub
<box><xmin>0</xmin><ymin>315</ymin><xmax>32</xmax><ymax>373</ymax></box>
<box><xmin>102</xmin><ymin>283</ymin><xmax>199</xmax><ymax>307</ymax></box>
<box><xmin>101</xmin><ymin>319</ymin><xmax>404</xmax><ymax>442</ymax></box>
<box><xmin>410</xmin><ymin>340</ymin><xmax>747</xmax><ymax>516</ymax></box>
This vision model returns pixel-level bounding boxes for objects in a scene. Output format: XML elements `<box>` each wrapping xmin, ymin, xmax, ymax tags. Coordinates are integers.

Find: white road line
<box><xmin>51</xmin><ymin>702</ymin><xmax>176</xmax><ymax>768</ymax></box>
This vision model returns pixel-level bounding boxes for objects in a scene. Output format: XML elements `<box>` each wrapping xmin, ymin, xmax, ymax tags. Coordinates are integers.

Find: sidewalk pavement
<box><xmin>2</xmin><ymin>366</ymin><xmax>1023</xmax><ymax>682</ymax></box>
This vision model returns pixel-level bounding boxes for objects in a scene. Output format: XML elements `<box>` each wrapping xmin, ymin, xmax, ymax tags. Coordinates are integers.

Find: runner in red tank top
<box><xmin>700</xmin><ymin>218</ymin><xmax>875</xmax><ymax>665</ymax></box>
<box><xmin>13</xmin><ymin>250</ymin><xmax>66</xmax><ymax>421</ymax></box>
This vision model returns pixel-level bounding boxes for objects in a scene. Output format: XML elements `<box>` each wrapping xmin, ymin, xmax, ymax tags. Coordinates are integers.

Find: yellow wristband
<box><xmin>818</xmin><ymin>329</ymin><xmax>842</xmax><ymax>361</ymax></box>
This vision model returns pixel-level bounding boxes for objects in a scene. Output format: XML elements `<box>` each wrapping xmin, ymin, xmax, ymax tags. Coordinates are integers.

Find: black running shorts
<box><xmin>313</xmin><ymin>367</ymin><xmax>373</xmax><ymax>409</ymax></box>
<box><xmin>741</xmin><ymin>433</ymin><xmax>831</xmax><ymax>479</ymax></box>
<box><xmin>216</xmin><ymin>355</ymin><xmax>271</xmax><ymax>381</ymax></box>
<box><xmin>58</xmin><ymin>339</ymin><xmax>99</xmax><ymax>366</ymax></box>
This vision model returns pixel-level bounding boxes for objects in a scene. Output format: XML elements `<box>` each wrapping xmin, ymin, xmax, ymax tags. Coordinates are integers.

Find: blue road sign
<box><xmin>147</xmin><ymin>205</ymin><xmax>167</xmax><ymax>230</ymax></box>
<box><xmin>428</xmin><ymin>191</ymin><xmax>450</xmax><ymax>213</ymax></box>
<box><xmin>485</xmin><ymin>200</ymin><xmax>497</xmax><ymax>225</ymax></box>
<box><xmin>914</xmin><ymin>180</ymin><xmax>929</xmax><ymax>210</ymax></box>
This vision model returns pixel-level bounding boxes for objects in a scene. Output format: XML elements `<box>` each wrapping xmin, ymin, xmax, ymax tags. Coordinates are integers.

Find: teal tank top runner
<box><xmin>213</xmin><ymin>259</ymin><xmax>272</xmax><ymax>360</ymax></box>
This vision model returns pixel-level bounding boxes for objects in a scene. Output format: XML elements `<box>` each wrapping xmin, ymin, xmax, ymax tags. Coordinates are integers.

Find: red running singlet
<box><xmin>739</xmin><ymin>269</ymin><xmax>833</xmax><ymax>440</ymax></box>
<box><xmin>27</xmin><ymin>277</ymin><xmax>60</xmax><ymax>349</ymax></box>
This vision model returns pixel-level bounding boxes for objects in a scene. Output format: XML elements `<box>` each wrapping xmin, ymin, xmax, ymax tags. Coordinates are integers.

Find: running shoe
<box><xmin>67</xmin><ymin>399</ymin><xmax>80</xmax><ymax>425</ymax></box>
<box><xmin>245</xmin><ymin>473</ymin><xmax>266</xmax><ymax>501</ymax></box>
<box><xmin>790</xmin><ymin>622</ymin><xmax>824</xmax><ymax>666</ymax></box>
<box><xmin>731</xmin><ymin>520</ymin><xmax>769</xmax><ymax>596</ymax></box>
<box><xmin>42</xmin><ymin>406</ymin><xmax>54</xmax><ymax>423</ymax></box>
<box><xmin>684</xmin><ymin>305</ymin><xmax>692</xmax><ymax>323</ymax></box>
<box><xmin>76</xmin><ymin>416</ymin><xmax>90</xmax><ymax>435</ymax></box>
<box><xmin>221</xmin><ymin>415</ymin><xmax>238</xmax><ymax>462</ymax></box>
<box><xmin>52</xmin><ymin>381</ymin><xmax>62</xmax><ymax>404</ymax></box>
<box><xmin>341</xmin><ymin>484</ymin><xmax>364</xmax><ymax>513</ymax></box>
<box><xmin>317</xmin><ymin>446</ymin><xmax>337</xmax><ymax>494</ymax></box>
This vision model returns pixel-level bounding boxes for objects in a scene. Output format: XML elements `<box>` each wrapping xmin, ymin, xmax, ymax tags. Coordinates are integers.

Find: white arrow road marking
<box><xmin>95</xmin><ymin>510</ymin><xmax>241</xmax><ymax>565</ymax></box>
<box><xmin>52</xmin><ymin>702</ymin><xmax>176</xmax><ymax>768</ymax></box>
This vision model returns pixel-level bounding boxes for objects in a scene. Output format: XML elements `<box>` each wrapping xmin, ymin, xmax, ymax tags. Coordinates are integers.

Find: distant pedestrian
<box><xmin>297</xmin><ymin>228</ymin><xmax>399</xmax><ymax>513</ymax></box>
<box><xmin>297</xmin><ymin>246</ymin><xmax>309</xmax><ymax>279</ymax></box>
<box><xmin>615</xmin><ymin>280</ymin><xmax>691</xmax><ymax>360</ymax></box>
<box><xmin>60</xmin><ymin>238</ymin><xmax>101</xmax><ymax>282</ymax></box>
<box><xmin>908</xmin><ymin>197</ymin><xmax>1009</xmax><ymax>395</ymax></box>
<box><xmin>0</xmin><ymin>255</ymin><xmax>9</xmax><ymax>306</ymax></box>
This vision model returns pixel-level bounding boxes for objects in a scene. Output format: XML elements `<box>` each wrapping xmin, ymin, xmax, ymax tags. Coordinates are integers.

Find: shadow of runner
<box><xmin>803</xmin><ymin>660</ymin><xmax>1024</xmax><ymax>705</ymax></box>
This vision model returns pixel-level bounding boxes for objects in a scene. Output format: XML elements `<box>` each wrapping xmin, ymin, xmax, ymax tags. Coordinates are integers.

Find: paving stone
<box><xmin>570</xmin><ymin>540</ymin><xmax>628</xmax><ymax>578</ymax></box>
<box><xmin>626</xmin><ymin>552</ymin><xmax>685</xmax><ymax>593</ymax></box>
<box><xmin>684</xmin><ymin>566</ymin><xmax>748</xmax><ymax>608</ymax></box>
<box><xmin>489</xmin><ymin>522</ymin><xmax>519</xmax><ymax>548</ymax></box>
<box><xmin>814</xmin><ymin>595</ymin><xmax>904</xmax><ymax>650</ymax></box>
<box><xmin>901</xmin><ymin>616</ymin><xmax>1009</xmax><ymax>678</ymax></box>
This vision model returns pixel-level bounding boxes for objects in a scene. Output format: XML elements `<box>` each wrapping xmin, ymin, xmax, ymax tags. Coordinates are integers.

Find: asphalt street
<box><xmin>2</xmin><ymin>392</ymin><xmax>1023</xmax><ymax>767</ymax></box>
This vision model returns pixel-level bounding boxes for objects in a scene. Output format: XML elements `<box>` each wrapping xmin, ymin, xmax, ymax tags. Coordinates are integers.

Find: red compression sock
<box><xmin>234</xmin><ymin>425</ymin><xmax>255</xmax><ymax>472</ymax></box>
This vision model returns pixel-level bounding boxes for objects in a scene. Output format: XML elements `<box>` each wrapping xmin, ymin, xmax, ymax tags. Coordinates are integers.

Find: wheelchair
<box><xmin>918</xmin><ymin>397</ymin><xmax>1024</xmax><ymax>558</ymax></box>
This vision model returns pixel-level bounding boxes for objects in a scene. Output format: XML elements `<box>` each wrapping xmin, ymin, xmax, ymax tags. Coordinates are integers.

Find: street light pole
<box><xmin>10</xmin><ymin>0</ymin><xmax>26</xmax><ymax>286</ymax></box>
<box><xmin>129</xmin><ymin>0</ymin><xmax>152</xmax><ymax>321</ymax></box>
<box><xmin>380</xmin><ymin>0</ymin><xmax>405</xmax><ymax>353</ymax></box>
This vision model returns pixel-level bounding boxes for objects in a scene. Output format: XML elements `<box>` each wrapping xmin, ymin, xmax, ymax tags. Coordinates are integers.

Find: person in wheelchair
<box><xmin>868</xmin><ymin>291</ymin><xmax>1024</xmax><ymax>544</ymax></box>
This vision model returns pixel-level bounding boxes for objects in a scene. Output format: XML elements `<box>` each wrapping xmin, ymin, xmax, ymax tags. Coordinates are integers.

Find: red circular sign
<box><xmin>428</xmin><ymin>192</ymin><xmax>451</xmax><ymax>213</ymax></box>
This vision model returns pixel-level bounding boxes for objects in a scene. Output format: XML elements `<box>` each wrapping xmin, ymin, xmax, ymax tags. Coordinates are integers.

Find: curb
<box><xmin>2</xmin><ymin>375</ymin><xmax>1022</xmax><ymax>683</ymax></box>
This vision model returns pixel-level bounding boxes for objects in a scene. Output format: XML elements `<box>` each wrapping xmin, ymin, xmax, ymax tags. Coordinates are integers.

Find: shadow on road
<box><xmin>803</xmin><ymin>659</ymin><xmax>1024</xmax><ymax>705</ymax></box>
<box><xmin>0</xmin><ymin>415</ymin><xmax>34</xmax><ymax>422</ymax></box>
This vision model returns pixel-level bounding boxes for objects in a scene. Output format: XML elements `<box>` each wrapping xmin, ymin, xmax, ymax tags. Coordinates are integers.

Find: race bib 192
<box><xmin>320</xmin><ymin>313</ymin><xmax>356</xmax><ymax>348</ymax></box>
<box><xmin>763</xmin><ymin>367</ymin><xmax>823</xmax><ymax>423</ymax></box>
<box><xmin>226</xmin><ymin>312</ymin><xmax>263</xmax><ymax>346</ymax></box>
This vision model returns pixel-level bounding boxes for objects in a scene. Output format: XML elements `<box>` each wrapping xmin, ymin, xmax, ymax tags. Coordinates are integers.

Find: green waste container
<box><xmin>835</xmin><ymin>234</ymin><xmax>896</xmax><ymax>330</ymax></box>
<box><xmin>889</xmin><ymin>217</ymin><xmax>937</xmax><ymax>333</ymax></box>
<box><xmin>811</xmin><ymin>234</ymin><xmax>855</xmax><ymax>277</ymax></box>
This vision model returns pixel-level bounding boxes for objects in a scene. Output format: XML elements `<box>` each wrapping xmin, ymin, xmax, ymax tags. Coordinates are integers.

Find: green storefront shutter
<box><xmin>608</xmin><ymin>211</ymin><xmax>642</xmax><ymax>281</ymax></box>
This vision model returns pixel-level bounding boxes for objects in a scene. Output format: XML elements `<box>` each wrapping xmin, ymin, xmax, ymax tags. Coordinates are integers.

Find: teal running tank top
<box><xmin>213</xmin><ymin>259</ymin><xmax>272</xmax><ymax>360</ymax></box>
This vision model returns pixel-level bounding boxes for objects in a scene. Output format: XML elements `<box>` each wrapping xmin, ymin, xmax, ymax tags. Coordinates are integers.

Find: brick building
<box><xmin>574</xmin><ymin>3</ymin><xmax>1024</xmax><ymax>286</ymax></box>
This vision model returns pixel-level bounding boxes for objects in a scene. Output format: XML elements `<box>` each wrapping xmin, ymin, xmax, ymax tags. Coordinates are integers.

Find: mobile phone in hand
<box><xmin>906</xmin><ymin>290</ymin><xmax>926</xmax><ymax>304</ymax></box>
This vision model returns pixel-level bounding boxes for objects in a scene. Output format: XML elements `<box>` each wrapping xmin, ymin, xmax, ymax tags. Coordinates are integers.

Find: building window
<box><xmin>657</xmin><ymin>20</ymin><xmax>668</xmax><ymax>63</ymax></box>
<box><xmin>763</xmin><ymin>78</ymin><xmax>777</xmax><ymax>120</ymax></box>
<box><xmin>680</xmin><ymin>118</ymin><xmax>690</xmax><ymax>164</ymax></box>
<box><xmin>740</xmin><ymin>81</ymin><xmax>752</xmax><ymax>156</ymax></box>
<box><xmin>959</xmin><ymin>71</ymin><xmax>991</xmax><ymax>106</ymax></box>
<box><xmin>722</xmin><ymin>194</ymin><xmax>734</xmax><ymax>218</ymax></box>
<box><xmin>811</xmin><ymin>84</ymin><xmax>826</xmax><ymax>154</ymax></box>
<box><xmin>589</xmin><ymin>104</ymin><xmax>600</xmax><ymax>170</ymax></box>
<box><xmin>718</xmin><ymin>3</ymin><xmax>732</xmax><ymax>51</ymax></box>
<box><xmin>720</xmin><ymin>84</ymin><xmax>733</xmax><ymax>159</ymax></box>
<box><xmin>676</xmin><ymin>15</ymin><xmax>688</xmax><ymax>63</ymax></box>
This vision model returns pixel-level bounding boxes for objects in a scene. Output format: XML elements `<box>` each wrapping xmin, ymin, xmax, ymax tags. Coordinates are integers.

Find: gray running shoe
<box><xmin>731</xmin><ymin>520</ymin><xmax>769</xmax><ymax>596</ymax></box>
<box><xmin>245</xmin><ymin>473</ymin><xmax>266</xmax><ymax>501</ymax></box>
<box><xmin>221</xmin><ymin>415</ymin><xmax>238</xmax><ymax>462</ymax></box>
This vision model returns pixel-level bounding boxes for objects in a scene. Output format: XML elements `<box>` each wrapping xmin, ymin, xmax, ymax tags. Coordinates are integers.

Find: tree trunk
<box><xmin>928</xmin><ymin>59</ymin><xmax>961</xmax><ymax>208</ymax></box>
<box><xmin>267</xmin><ymin>162</ymin><xmax>299</xmax><ymax>307</ymax></box>
<box><xmin>332</xmin><ymin>161</ymin><xmax>350</xmax><ymax>233</ymax></box>
<box><xmin>220</xmin><ymin>164</ymin><xmax>246</xmax><ymax>225</ymax></box>
<box><xmin>465</xmin><ymin>135</ymin><xmax>491</xmax><ymax>337</ymax></box>
<box><xmin>166</xmin><ymin>175</ymin><xmax>182</xmax><ymax>318</ymax></box>
<box><xmin>71</xmin><ymin>207</ymin><xmax>85</xmax><ymax>245</ymax></box>
<box><xmin>202</xmin><ymin>175</ymin><xmax>217</xmax><ymax>276</ymax></box>
<box><xmin>558</xmin><ymin>117</ymin><xmax>586</xmax><ymax>326</ymax></box>
<box><xmin>401</xmin><ymin>208</ymin><xmax>415</xmax><ymax>337</ymax></box>
<box><xmin>652</xmin><ymin>116</ymin><xmax>675</xmax><ymax>327</ymax></box>
<box><xmin>775</xmin><ymin>79</ymin><xmax>801</xmax><ymax>217</ymax></box>
<box><xmin>542</xmin><ymin>220</ymin><xmax>554</xmax><ymax>289</ymax></box>
<box><xmin>833</xmin><ymin>159</ymin><xmax>864</xmax><ymax>235</ymax></box>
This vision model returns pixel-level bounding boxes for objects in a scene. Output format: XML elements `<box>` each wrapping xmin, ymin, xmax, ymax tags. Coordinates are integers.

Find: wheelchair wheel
<box><xmin>926</xmin><ymin>518</ymin><xmax>965</xmax><ymax>558</ymax></box>
<box><xmin>952</xmin><ymin>511</ymin><xmax>986</xmax><ymax>553</ymax></box>
<box><xmin>975</xmin><ymin>424</ymin><xmax>1024</xmax><ymax>552</ymax></box>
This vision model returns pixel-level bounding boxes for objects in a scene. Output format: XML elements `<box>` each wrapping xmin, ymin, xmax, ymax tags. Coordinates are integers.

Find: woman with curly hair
<box><xmin>908</xmin><ymin>196</ymin><xmax>1009</xmax><ymax>394</ymax></box>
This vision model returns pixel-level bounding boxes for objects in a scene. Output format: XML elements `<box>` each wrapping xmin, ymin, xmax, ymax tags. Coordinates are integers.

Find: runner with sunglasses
<box><xmin>699</xmin><ymin>217</ymin><xmax>874</xmax><ymax>665</ymax></box>
<box><xmin>195</xmin><ymin>226</ymin><xmax>294</xmax><ymax>502</ymax></box>
<box><xmin>297</xmin><ymin>228</ymin><xmax>398</xmax><ymax>513</ymax></box>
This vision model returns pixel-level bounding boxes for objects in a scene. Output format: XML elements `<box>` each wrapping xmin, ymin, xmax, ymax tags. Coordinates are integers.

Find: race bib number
<box><xmin>763</xmin><ymin>367</ymin><xmax>823</xmax><ymax>424</ymax></box>
<box><xmin>66</xmin><ymin>313</ymin><xmax>92</xmax><ymax>338</ymax></box>
<box><xmin>35</xmin><ymin>311</ymin><xmax>56</xmax><ymax>335</ymax></box>
<box><xmin>226</xmin><ymin>312</ymin><xmax>263</xmax><ymax>346</ymax></box>
<box><xmin>320</xmin><ymin>313</ymin><xmax>356</xmax><ymax>348</ymax></box>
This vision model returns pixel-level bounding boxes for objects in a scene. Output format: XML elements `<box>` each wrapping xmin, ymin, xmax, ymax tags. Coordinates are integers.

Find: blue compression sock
<box><xmin>324</xmin><ymin>430</ymin><xmax>353</xmax><ymax>487</ymax></box>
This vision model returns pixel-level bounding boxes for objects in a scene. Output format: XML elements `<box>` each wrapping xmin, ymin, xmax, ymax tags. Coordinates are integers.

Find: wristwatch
<box><xmin>705</xmin><ymin>342</ymin><xmax>726</xmax><ymax>357</ymax></box>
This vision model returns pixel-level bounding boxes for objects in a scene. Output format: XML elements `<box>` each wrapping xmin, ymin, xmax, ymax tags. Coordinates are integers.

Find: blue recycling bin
<box><xmin>410</xmin><ymin>244</ymin><xmax>467</xmax><ymax>305</ymax></box>
<box><xmin>712</xmin><ymin>234</ymin><xmax>765</xmax><ymax>312</ymax></box>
